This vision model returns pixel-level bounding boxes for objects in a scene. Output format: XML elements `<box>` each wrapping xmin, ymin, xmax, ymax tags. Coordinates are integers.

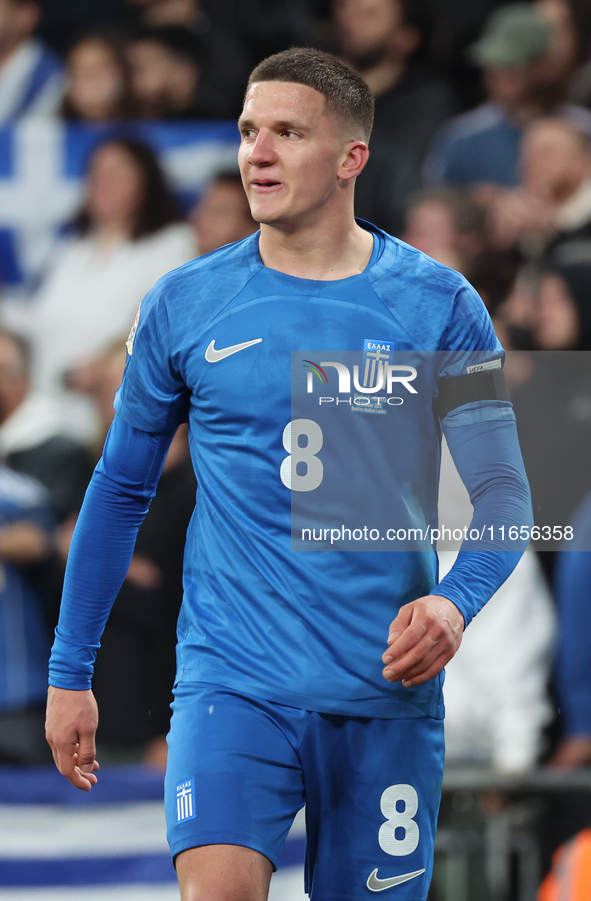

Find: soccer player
<box><xmin>46</xmin><ymin>48</ymin><xmax>532</xmax><ymax>901</ymax></box>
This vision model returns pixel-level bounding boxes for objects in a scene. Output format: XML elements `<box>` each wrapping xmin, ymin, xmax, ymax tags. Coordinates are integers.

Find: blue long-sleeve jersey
<box><xmin>49</xmin><ymin>223</ymin><xmax>532</xmax><ymax>719</ymax></box>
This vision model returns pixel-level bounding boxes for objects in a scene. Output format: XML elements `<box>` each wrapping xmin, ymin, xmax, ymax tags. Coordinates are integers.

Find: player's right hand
<box><xmin>45</xmin><ymin>686</ymin><xmax>100</xmax><ymax>791</ymax></box>
<box><xmin>382</xmin><ymin>595</ymin><xmax>464</xmax><ymax>687</ymax></box>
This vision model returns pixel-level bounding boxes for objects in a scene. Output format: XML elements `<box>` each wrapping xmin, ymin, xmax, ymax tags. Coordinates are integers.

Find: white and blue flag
<box><xmin>0</xmin><ymin>120</ymin><xmax>239</xmax><ymax>295</ymax></box>
<box><xmin>0</xmin><ymin>765</ymin><xmax>305</xmax><ymax>900</ymax></box>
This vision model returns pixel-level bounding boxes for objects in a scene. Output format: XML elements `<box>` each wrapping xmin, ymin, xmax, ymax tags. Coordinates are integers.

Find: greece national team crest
<box><xmin>176</xmin><ymin>779</ymin><xmax>196</xmax><ymax>823</ymax></box>
<box><xmin>353</xmin><ymin>339</ymin><xmax>396</xmax><ymax>415</ymax></box>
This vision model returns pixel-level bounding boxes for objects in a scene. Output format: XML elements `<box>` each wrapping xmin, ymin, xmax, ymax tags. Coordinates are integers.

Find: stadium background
<box><xmin>2</xmin><ymin>1</ymin><xmax>591</xmax><ymax>898</ymax></box>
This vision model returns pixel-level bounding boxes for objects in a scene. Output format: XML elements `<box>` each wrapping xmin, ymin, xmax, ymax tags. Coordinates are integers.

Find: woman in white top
<box><xmin>28</xmin><ymin>137</ymin><xmax>195</xmax><ymax>442</ymax></box>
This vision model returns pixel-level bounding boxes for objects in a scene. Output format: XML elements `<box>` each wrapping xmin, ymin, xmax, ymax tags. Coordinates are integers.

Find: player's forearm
<box><xmin>435</xmin><ymin>410</ymin><xmax>533</xmax><ymax>625</ymax></box>
<box><xmin>49</xmin><ymin>416</ymin><xmax>175</xmax><ymax>689</ymax></box>
<box><xmin>49</xmin><ymin>471</ymin><xmax>150</xmax><ymax>689</ymax></box>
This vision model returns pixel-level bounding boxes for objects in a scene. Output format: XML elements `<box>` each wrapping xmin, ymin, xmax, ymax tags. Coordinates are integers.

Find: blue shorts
<box><xmin>165</xmin><ymin>682</ymin><xmax>444</xmax><ymax>901</ymax></box>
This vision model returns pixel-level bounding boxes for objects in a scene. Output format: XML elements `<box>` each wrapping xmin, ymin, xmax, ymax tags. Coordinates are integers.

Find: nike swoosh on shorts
<box><xmin>366</xmin><ymin>868</ymin><xmax>426</xmax><ymax>892</ymax></box>
<box><xmin>205</xmin><ymin>338</ymin><xmax>263</xmax><ymax>362</ymax></box>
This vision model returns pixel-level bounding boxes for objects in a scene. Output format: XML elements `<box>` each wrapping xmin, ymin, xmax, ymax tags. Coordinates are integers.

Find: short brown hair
<box><xmin>247</xmin><ymin>47</ymin><xmax>374</xmax><ymax>142</ymax></box>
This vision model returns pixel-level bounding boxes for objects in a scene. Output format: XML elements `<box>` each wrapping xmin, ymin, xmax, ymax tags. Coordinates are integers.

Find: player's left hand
<box><xmin>382</xmin><ymin>595</ymin><xmax>464</xmax><ymax>687</ymax></box>
<box><xmin>45</xmin><ymin>686</ymin><xmax>99</xmax><ymax>791</ymax></box>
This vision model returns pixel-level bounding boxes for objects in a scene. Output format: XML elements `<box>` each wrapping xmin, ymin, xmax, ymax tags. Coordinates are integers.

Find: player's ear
<box><xmin>337</xmin><ymin>140</ymin><xmax>370</xmax><ymax>182</ymax></box>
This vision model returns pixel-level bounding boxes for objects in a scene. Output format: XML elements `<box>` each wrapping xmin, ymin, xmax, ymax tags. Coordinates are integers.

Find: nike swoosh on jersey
<box><xmin>366</xmin><ymin>868</ymin><xmax>426</xmax><ymax>892</ymax></box>
<box><xmin>205</xmin><ymin>338</ymin><xmax>262</xmax><ymax>362</ymax></box>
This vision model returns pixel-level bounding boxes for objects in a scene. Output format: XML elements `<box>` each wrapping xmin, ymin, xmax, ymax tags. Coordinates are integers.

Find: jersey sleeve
<box><xmin>115</xmin><ymin>277</ymin><xmax>190</xmax><ymax>433</ymax></box>
<box><xmin>48</xmin><ymin>417</ymin><xmax>175</xmax><ymax>690</ymax></box>
<box><xmin>438</xmin><ymin>282</ymin><xmax>503</xmax><ymax>368</ymax></box>
<box><xmin>433</xmin><ymin>408</ymin><xmax>533</xmax><ymax>625</ymax></box>
<box><xmin>434</xmin><ymin>282</ymin><xmax>509</xmax><ymax>435</ymax></box>
<box><xmin>430</xmin><ymin>282</ymin><xmax>532</xmax><ymax>622</ymax></box>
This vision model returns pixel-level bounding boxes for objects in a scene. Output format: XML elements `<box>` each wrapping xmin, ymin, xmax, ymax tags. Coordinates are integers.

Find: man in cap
<box><xmin>424</xmin><ymin>2</ymin><xmax>591</xmax><ymax>188</ymax></box>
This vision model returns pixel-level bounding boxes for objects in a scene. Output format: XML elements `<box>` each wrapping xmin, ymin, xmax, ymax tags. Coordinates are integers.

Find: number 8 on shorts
<box><xmin>378</xmin><ymin>784</ymin><xmax>420</xmax><ymax>856</ymax></box>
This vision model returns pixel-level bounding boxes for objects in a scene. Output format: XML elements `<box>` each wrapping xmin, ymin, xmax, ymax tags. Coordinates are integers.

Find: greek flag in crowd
<box><xmin>0</xmin><ymin>765</ymin><xmax>306</xmax><ymax>900</ymax></box>
<box><xmin>0</xmin><ymin>119</ymin><xmax>239</xmax><ymax>294</ymax></box>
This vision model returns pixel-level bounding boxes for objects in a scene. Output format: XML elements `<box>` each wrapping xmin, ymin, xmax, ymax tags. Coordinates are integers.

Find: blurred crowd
<box><xmin>1</xmin><ymin>0</ymin><xmax>591</xmax><ymax>889</ymax></box>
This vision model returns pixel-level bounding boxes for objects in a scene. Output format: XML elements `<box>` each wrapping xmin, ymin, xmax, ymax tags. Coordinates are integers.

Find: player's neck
<box><xmin>258</xmin><ymin>218</ymin><xmax>374</xmax><ymax>281</ymax></box>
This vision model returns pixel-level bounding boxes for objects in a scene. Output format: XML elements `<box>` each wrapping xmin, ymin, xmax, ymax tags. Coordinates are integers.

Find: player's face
<box><xmin>238</xmin><ymin>81</ymin><xmax>349</xmax><ymax>228</ymax></box>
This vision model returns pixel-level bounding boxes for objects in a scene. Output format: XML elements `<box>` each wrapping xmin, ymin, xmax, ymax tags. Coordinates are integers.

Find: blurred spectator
<box><xmin>551</xmin><ymin>491</ymin><xmax>591</xmax><ymax>769</ymax></box>
<box><xmin>573</xmin><ymin>64</ymin><xmax>591</xmax><ymax>112</ymax></box>
<box><xmin>443</xmin><ymin>550</ymin><xmax>555</xmax><ymax>772</ymax></box>
<box><xmin>129</xmin><ymin>0</ymin><xmax>314</xmax><ymax>66</ymax></box>
<box><xmin>400</xmin><ymin>187</ymin><xmax>486</xmax><ymax>274</ymax></box>
<box><xmin>468</xmin><ymin>247</ymin><xmax>525</xmax><ymax>347</ymax></box>
<box><xmin>438</xmin><ymin>440</ymin><xmax>555</xmax><ymax>773</ymax></box>
<box><xmin>560</xmin><ymin>0</ymin><xmax>591</xmax><ymax>69</ymax></box>
<box><xmin>65</xmin><ymin>341</ymin><xmax>196</xmax><ymax>766</ymax></box>
<box><xmin>222</xmin><ymin>0</ymin><xmax>316</xmax><ymax>66</ymax></box>
<box><xmin>127</xmin><ymin>0</ymin><xmax>251</xmax><ymax>117</ymax></box>
<box><xmin>425</xmin><ymin>0</ymin><xmax>519</xmax><ymax>110</ymax></box>
<box><xmin>0</xmin><ymin>0</ymin><xmax>63</xmax><ymax>121</ymax></box>
<box><xmin>64</xmin><ymin>340</ymin><xmax>129</xmax><ymax>454</ymax></box>
<box><xmin>333</xmin><ymin>0</ymin><xmax>458</xmax><ymax>235</ymax></box>
<box><xmin>469</xmin><ymin>247</ymin><xmax>523</xmax><ymax>314</ymax></box>
<box><xmin>559</xmin><ymin>0</ymin><xmax>591</xmax><ymax>107</ymax></box>
<box><xmin>61</xmin><ymin>31</ymin><xmax>136</xmax><ymax>121</ymax></box>
<box><xmin>509</xmin><ymin>262</ymin><xmax>591</xmax><ymax>569</ymax></box>
<box><xmin>25</xmin><ymin>137</ymin><xmax>194</xmax><ymax>442</ymax></box>
<box><xmin>483</xmin><ymin>119</ymin><xmax>591</xmax><ymax>257</ymax></box>
<box><xmin>532</xmin><ymin>259</ymin><xmax>591</xmax><ymax>351</ymax></box>
<box><xmin>128</xmin><ymin>0</ymin><xmax>207</xmax><ymax>28</ymax></box>
<box><xmin>424</xmin><ymin>3</ymin><xmax>591</xmax><ymax>189</ymax></box>
<box><xmin>512</xmin><ymin>347</ymin><xmax>591</xmax><ymax>570</ymax></box>
<box><xmin>126</xmin><ymin>25</ymin><xmax>214</xmax><ymax>118</ymax></box>
<box><xmin>189</xmin><ymin>170</ymin><xmax>257</xmax><ymax>256</ymax></box>
<box><xmin>0</xmin><ymin>328</ymin><xmax>92</xmax><ymax>522</ymax></box>
<box><xmin>539</xmin><ymin>123</ymin><xmax>591</xmax><ymax>256</ymax></box>
<box><xmin>36</xmin><ymin>0</ymin><xmax>140</xmax><ymax>57</ymax></box>
<box><xmin>535</xmin><ymin>0</ymin><xmax>579</xmax><ymax>100</ymax></box>
<box><xmin>0</xmin><ymin>464</ymin><xmax>53</xmax><ymax>763</ymax></box>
